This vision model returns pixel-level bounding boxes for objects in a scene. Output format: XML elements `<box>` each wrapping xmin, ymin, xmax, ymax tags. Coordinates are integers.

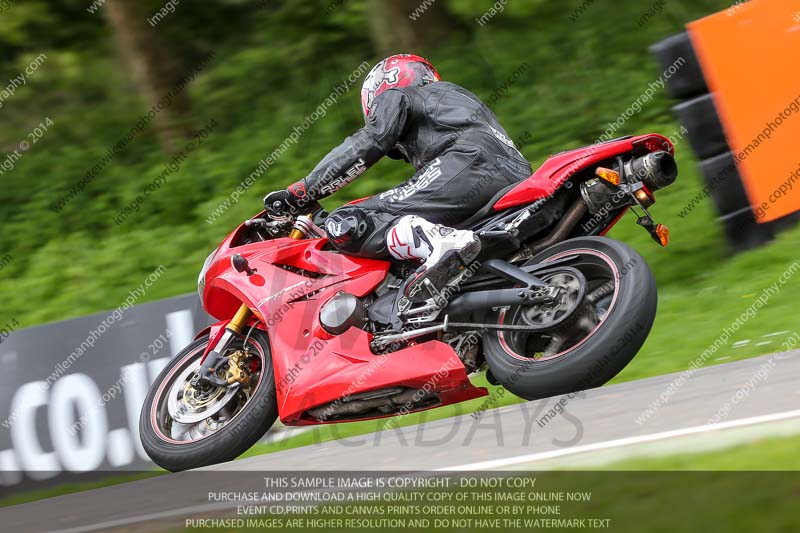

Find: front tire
<box><xmin>483</xmin><ymin>237</ymin><xmax>657</xmax><ymax>400</ymax></box>
<box><xmin>139</xmin><ymin>330</ymin><xmax>278</xmax><ymax>472</ymax></box>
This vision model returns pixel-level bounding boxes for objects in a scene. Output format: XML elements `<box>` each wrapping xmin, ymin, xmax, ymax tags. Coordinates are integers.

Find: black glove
<box><xmin>263</xmin><ymin>189</ymin><xmax>296</xmax><ymax>218</ymax></box>
<box><xmin>264</xmin><ymin>182</ymin><xmax>320</xmax><ymax>218</ymax></box>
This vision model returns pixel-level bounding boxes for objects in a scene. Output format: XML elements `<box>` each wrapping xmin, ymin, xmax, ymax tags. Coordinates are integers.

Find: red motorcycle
<box><xmin>141</xmin><ymin>133</ymin><xmax>677</xmax><ymax>471</ymax></box>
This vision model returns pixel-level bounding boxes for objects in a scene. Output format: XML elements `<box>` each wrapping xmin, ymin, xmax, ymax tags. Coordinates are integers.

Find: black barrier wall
<box><xmin>651</xmin><ymin>31</ymin><xmax>799</xmax><ymax>253</ymax></box>
<box><xmin>0</xmin><ymin>294</ymin><xmax>213</xmax><ymax>486</ymax></box>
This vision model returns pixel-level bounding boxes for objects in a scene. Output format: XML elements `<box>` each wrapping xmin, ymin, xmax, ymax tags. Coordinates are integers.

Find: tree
<box><xmin>366</xmin><ymin>0</ymin><xmax>459</xmax><ymax>55</ymax></box>
<box><xmin>104</xmin><ymin>0</ymin><xmax>192</xmax><ymax>152</ymax></box>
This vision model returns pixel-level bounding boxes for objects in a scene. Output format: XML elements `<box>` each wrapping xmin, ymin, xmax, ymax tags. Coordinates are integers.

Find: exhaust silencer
<box><xmin>624</xmin><ymin>151</ymin><xmax>678</xmax><ymax>190</ymax></box>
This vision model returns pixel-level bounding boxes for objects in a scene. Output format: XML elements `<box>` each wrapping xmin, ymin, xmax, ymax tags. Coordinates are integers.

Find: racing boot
<box><xmin>387</xmin><ymin>215</ymin><xmax>481</xmax><ymax>305</ymax></box>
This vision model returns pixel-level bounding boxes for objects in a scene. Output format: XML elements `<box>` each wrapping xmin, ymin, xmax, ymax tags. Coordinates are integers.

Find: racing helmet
<box><xmin>360</xmin><ymin>54</ymin><xmax>440</xmax><ymax>120</ymax></box>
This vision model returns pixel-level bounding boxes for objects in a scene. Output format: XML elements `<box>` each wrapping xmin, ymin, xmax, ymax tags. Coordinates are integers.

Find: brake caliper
<box><xmin>225</xmin><ymin>350</ymin><xmax>251</xmax><ymax>386</ymax></box>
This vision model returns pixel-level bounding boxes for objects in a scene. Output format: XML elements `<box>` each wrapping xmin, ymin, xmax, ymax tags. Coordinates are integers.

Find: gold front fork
<box><xmin>227</xmin><ymin>303</ymin><xmax>252</xmax><ymax>334</ymax></box>
<box><xmin>288</xmin><ymin>227</ymin><xmax>306</xmax><ymax>240</ymax></box>
<box><xmin>288</xmin><ymin>215</ymin><xmax>313</xmax><ymax>240</ymax></box>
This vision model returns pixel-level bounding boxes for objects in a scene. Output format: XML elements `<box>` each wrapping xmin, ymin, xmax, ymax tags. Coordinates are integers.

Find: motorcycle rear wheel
<box><xmin>483</xmin><ymin>236</ymin><xmax>657</xmax><ymax>400</ymax></box>
<box><xmin>139</xmin><ymin>330</ymin><xmax>277</xmax><ymax>472</ymax></box>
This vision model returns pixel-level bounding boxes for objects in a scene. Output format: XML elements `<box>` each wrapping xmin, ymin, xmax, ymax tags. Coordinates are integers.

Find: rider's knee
<box><xmin>324</xmin><ymin>206</ymin><xmax>395</xmax><ymax>259</ymax></box>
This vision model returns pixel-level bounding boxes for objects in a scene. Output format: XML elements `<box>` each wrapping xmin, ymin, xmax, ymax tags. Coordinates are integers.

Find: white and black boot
<box><xmin>387</xmin><ymin>215</ymin><xmax>481</xmax><ymax>305</ymax></box>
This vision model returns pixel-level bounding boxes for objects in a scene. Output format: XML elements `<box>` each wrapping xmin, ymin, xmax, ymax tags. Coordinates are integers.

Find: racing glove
<box><xmin>263</xmin><ymin>182</ymin><xmax>309</xmax><ymax>218</ymax></box>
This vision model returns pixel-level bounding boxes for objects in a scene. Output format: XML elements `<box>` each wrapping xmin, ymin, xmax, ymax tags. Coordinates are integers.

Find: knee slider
<box><xmin>325</xmin><ymin>208</ymin><xmax>370</xmax><ymax>249</ymax></box>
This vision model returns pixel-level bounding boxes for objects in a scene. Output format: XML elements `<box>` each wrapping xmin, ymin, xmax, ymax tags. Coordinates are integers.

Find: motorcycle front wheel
<box><xmin>139</xmin><ymin>330</ymin><xmax>278</xmax><ymax>472</ymax></box>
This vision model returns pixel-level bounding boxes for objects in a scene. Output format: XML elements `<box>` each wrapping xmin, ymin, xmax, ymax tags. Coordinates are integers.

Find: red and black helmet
<box><xmin>360</xmin><ymin>54</ymin><xmax>441</xmax><ymax>120</ymax></box>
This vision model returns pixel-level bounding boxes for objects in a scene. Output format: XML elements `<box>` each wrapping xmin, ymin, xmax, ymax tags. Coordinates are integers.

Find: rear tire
<box><xmin>139</xmin><ymin>330</ymin><xmax>278</xmax><ymax>472</ymax></box>
<box><xmin>483</xmin><ymin>237</ymin><xmax>657</xmax><ymax>400</ymax></box>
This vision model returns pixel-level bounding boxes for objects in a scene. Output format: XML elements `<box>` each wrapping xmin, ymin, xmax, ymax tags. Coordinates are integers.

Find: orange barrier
<box><xmin>688</xmin><ymin>0</ymin><xmax>800</xmax><ymax>223</ymax></box>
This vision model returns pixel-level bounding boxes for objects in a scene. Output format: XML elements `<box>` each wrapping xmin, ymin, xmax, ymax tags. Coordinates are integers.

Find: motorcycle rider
<box><xmin>264</xmin><ymin>54</ymin><xmax>532</xmax><ymax>304</ymax></box>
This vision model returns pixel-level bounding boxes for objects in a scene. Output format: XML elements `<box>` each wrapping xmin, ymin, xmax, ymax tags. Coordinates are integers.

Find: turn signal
<box><xmin>655</xmin><ymin>224</ymin><xmax>670</xmax><ymax>247</ymax></box>
<box><xmin>595</xmin><ymin>167</ymin><xmax>620</xmax><ymax>186</ymax></box>
<box><xmin>634</xmin><ymin>186</ymin><xmax>655</xmax><ymax>207</ymax></box>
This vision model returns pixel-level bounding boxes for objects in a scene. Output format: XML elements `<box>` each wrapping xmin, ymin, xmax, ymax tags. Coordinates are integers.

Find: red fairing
<box><xmin>198</xmin><ymin>322</ymin><xmax>227</xmax><ymax>363</ymax></box>
<box><xmin>494</xmin><ymin>134</ymin><xmax>674</xmax><ymax>210</ymax></box>
<box><xmin>269</xmin><ymin>317</ymin><xmax>485</xmax><ymax>425</ymax></box>
<box><xmin>343</xmin><ymin>196</ymin><xmax>370</xmax><ymax>206</ymax></box>
<box><xmin>200</xmin><ymin>222</ymin><xmax>487</xmax><ymax>426</ymax></box>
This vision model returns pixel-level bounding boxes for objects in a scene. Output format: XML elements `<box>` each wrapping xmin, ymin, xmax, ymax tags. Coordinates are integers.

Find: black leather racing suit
<box><xmin>290</xmin><ymin>81</ymin><xmax>532</xmax><ymax>258</ymax></box>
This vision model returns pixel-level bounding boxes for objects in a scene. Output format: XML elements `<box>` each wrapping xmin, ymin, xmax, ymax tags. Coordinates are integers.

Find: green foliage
<box><xmin>0</xmin><ymin>0</ymin><xmax>779</xmax><ymax>372</ymax></box>
<box><xmin>600</xmin><ymin>433</ymin><xmax>800</xmax><ymax>471</ymax></box>
<box><xmin>0</xmin><ymin>1</ymin><xmax>104</xmax><ymax>53</ymax></box>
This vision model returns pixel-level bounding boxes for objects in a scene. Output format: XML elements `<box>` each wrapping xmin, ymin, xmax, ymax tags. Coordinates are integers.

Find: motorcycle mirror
<box><xmin>231</xmin><ymin>254</ymin><xmax>256</xmax><ymax>276</ymax></box>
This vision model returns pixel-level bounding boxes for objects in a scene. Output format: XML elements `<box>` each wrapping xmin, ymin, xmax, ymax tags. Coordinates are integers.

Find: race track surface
<box><xmin>3</xmin><ymin>351</ymin><xmax>799</xmax><ymax>532</ymax></box>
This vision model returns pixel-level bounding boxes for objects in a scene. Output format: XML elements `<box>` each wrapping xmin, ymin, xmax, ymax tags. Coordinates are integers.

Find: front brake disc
<box><xmin>167</xmin><ymin>361</ymin><xmax>240</xmax><ymax>424</ymax></box>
